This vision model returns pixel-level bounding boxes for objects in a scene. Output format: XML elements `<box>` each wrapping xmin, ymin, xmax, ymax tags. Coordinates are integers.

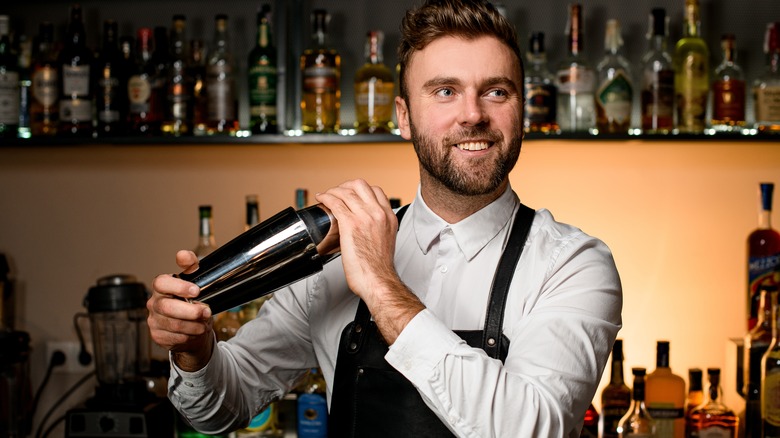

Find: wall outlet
<box><xmin>45</xmin><ymin>341</ymin><xmax>93</xmax><ymax>374</ymax></box>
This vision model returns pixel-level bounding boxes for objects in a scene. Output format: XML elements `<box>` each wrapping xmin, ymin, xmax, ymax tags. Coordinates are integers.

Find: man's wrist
<box><xmin>172</xmin><ymin>337</ymin><xmax>214</xmax><ymax>372</ymax></box>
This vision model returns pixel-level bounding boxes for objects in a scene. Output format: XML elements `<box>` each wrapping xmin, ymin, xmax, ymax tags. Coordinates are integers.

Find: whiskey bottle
<box><xmin>640</xmin><ymin>8</ymin><xmax>675</xmax><ymax>134</ymax></box>
<box><xmin>596</xmin><ymin>19</ymin><xmax>633</xmax><ymax>134</ymax></box>
<box><xmin>354</xmin><ymin>30</ymin><xmax>394</xmax><ymax>134</ymax></box>
<box><xmin>684</xmin><ymin>368</ymin><xmax>703</xmax><ymax>437</ymax></box>
<box><xmin>187</xmin><ymin>39</ymin><xmax>208</xmax><ymax>136</ymax></box>
<box><xmin>301</xmin><ymin>9</ymin><xmax>341</xmax><ymax>134</ymax></box>
<box><xmin>0</xmin><ymin>15</ymin><xmax>20</xmax><ymax>138</ymax></box>
<box><xmin>248</xmin><ymin>4</ymin><xmax>278</xmax><ymax>134</ymax></box>
<box><xmin>617</xmin><ymin>367</ymin><xmax>656</xmax><ymax>437</ymax></box>
<box><xmin>710</xmin><ymin>34</ymin><xmax>745</xmax><ymax>132</ymax></box>
<box><xmin>674</xmin><ymin>0</ymin><xmax>709</xmax><ymax>134</ymax></box>
<box><xmin>162</xmin><ymin>15</ymin><xmax>191</xmax><ymax>136</ymax></box>
<box><xmin>95</xmin><ymin>20</ymin><xmax>127</xmax><ymax>136</ymax></box>
<box><xmin>58</xmin><ymin>4</ymin><xmax>94</xmax><ymax>137</ymax></box>
<box><xmin>556</xmin><ymin>3</ymin><xmax>595</xmax><ymax>133</ymax></box>
<box><xmin>524</xmin><ymin>32</ymin><xmax>559</xmax><ymax>134</ymax></box>
<box><xmin>754</xmin><ymin>22</ymin><xmax>780</xmax><ymax>134</ymax></box>
<box><xmin>745</xmin><ymin>286</ymin><xmax>776</xmax><ymax>438</ymax></box>
<box><xmin>601</xmin><ymin>339</ymin><xmax>631</xmax><ymax>438</ymax></box>
<box><xmin>645</xmin><ymin>341</ymin><xmax>685</xmax><ymax>438</ymax></box>
<box><xmin>748</xmin><ymin>183</ymin><xmax>780</xmax><ymax>330</ymax></box>
<box><xmin>762</xmin><ymin>293</ymin><xmax>780</xmax><ymax>438</ymax></box>
<box><xmin>686</xmin><ymin>368</ymin><xmax>738</xmax><ymax>437</ymax></box>
<box><xmin>194</xmin><ymin>205</ymin><xmax>216</xmax><ymax>259</ymax></box>
<box><xmin>30</xmin><ymin>22</ymin><xmax>59</xmax><ymax>137</ymax></box>
<box><xmin>127</xmin><ymin>28</ymin><xmax>156</xmax><ymax>135</ymax></box>
<box><xmin>206</xmin><ymin>14</ymin><xmax>238</xmax><ymax>135</ymax></box>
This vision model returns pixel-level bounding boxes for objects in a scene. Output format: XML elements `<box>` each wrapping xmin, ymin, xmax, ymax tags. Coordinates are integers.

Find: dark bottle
<box><xmin>206</xmin><ymin>14</ymin><xmax>238</xmax><ymax>135</ymax></box>
<box><xmin>600</xmin><ymin>339</ymin><xmax>631</xmax><ymax>438</ymax></box>
<box><xmin>127</xmin><ymin>27</ymin><xmax>156</xmax><ymax>135</ymax></box>
<box><xmin>0</xmin><ymin>15</ymin><xmax>21</xmax><ymax>138</ymax></box>
<box><xmin>94</xmin><ymin>19</ymin><xmax>126</xmax><ymax>136</ymax></box>
<box><xmin>17</xmin><ymin>34</ymin><xmax>33</xmax><ymax>139</ymax></box>
<box><xmin>188</xmin><ymin>39</ymin><xmax>208</xmax><ymax>136</ymax></box>
<box><xmin>710</xmin><ymin>34</ymin><xmax>746</xmax><ymax>132</ymax></box>
<box><xmin>162</xmin><ymin>15</ymin><xmax>191</xmax><ymax>136</ymax></box>
<box><xmin>524</xmin><ymin>32</ymin><xmax>558</xmax><ymax>134</ymax></box>
<box><xmin>748</xmin><ymin>183</ymin><xmax>780</xmax><ymax>330</ymax></box>
<box><xmin>744</xmin><ymin>286</ymin><xmax>776</xmax><ymax>438</ymax></box>
<box><xmin>248</xmin><ymin>4</ymin><xmax>278</xmax><ymax>134</ymax></box>
<box><xmin>148</xmin><ymin>26</ymin><xmax>169</xmax><ymax>134</ymax></box>
<box><xmin>57</xmin><ymin>4</ymin><xmax>94</xmax><ymax>137</ymax></box>
<box><xmin>30</xmin><ymin>22</ymin><xmax>59</xmax><ymax>137</ymax></box>
<box><xmin>640</xmin><ymin>8</ymin><xmax>675</xmax><ymax>134</ymax></box>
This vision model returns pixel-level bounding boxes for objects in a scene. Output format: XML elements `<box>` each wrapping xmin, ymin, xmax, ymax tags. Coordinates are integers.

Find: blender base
<box><xmin>64</xmin><ymin>396</ymin><xmax>173</xmax><ymax>437</ymax></box>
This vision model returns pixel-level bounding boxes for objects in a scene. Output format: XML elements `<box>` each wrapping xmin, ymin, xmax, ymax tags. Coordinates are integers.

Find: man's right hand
<box><xmin>147</xmin><ymin>250</ymin><xmax>215</xmax><ymax>372</ymax></box>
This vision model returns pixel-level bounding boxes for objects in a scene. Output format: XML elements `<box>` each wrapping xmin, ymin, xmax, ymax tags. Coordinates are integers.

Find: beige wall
<box><xmin>1</xmin><ymin>137</ymin><xmax>775</xmax><ymax>418</ymax></box>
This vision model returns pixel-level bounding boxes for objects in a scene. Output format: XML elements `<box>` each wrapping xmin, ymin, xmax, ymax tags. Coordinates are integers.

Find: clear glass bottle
<box><xmin>645</xmin><ymin>341</ymin><xmax>685</xmax><ymax>438</ymax></box>
<box><xmin>57</xmin><ymin>4</ymin><xmax>94</xmax><ymax>137</ymax></box>
<box><xmin>300</xmin><ymin>9</ymin><xmax>341</xmax><ymax>134</ymax></box>
<box><xmin>95</xmin><ymin>19</ymin><xmax>126</xmax><ymax>137</ymax></box>
<box><xmin>684</xmin><ymin>368</ymin><xmax>704</xmax><ymax>437</ymax></box>
<box><xmin>0</xmin><ymin>15</ymin><xmax>20</xmax><ymax>138</ymax></box>
<box><xmin>354</xmin><ymin>30</ymin><xmax>394</xmax><ymax>134</ymax></box>
<box><xmin>248</xmin><ymin>4</ymin><xmax>278</xmax><ymax>135</ymax></box>
<box><xmin>30</xmin><ymin>21</ymin><xmax>59</xmax><ymax>137</ymax></box>
<box><xmin>524</xmin><ymin>32</ymin><xmax>559</xmax><ymax>134</ymax></box>
<box><xmin>617</xmin><ymin>367</ymin><xmax>656</xmax><ymax>438</ymax></box>
<box><xmin>710</xmin><ymin>34</ymin><xmax>745</xmax><ymax>132</ymax></box>
<box><xmin>194</xmin><ymin>205</ymin><xmax>216</xmax><ymax>259</ymax></box>
<box><xmin>206</xmin><ymin>14</ymin><xmax>238</xmax><ymax>135</ymax></box>
<box><xmin>762</xmin><ymin>293</ymin><xmax>780</xmax><ymax>438</ymax></box>
<box><xmin>601</xmin><ymin>339</ymin><xmax>632</xmax><ymax>438</ymax></box>
<box><xmin>748</xmin><ymin>183</ymin><xmax>780</xmax><ymax>331</ymax></box>
<box><xmin>162</xmin><ymin>15</ymin><xmax>191</xmax><ymax>136</ymax></box>
<box><xmin>674</xmin><ymin>0</ymin><xmax>709</xmax><ymax>134</ymax></box>
<box><xmin>556</xmin><ymin>3</ymin><xmax>595</xmax><ymax>133</ymax></box>
<box><xmin>187</xmin><ymin>39</ymin><xmax>208</xmax><ymax>136</ymax></box>
<box><xmin>640</xmin><ymin>8</ymin><xmax>675</xmax><ymax>134</ymax></box>
<box><xmin>746</xmin><ymin>286</ymin><xmax>777</xmax><ymax>438</ymax></box>
<box><xmin>127</xmin><ymin>27</ymin><xmax>155</xmax><ymax>136</ymax></box>
<box><xmin>754</xmin><ymin>22</ymin><xmax>780</xmax><ymax>133</ymax></box>
<box><xmin>686</xmin><ymin>368</ymin><xmax>738</xmax><ymax>437</ymax></box>
<box><xmin>596</xmin><ymin>19</ymin><xmax>633</xmax><ymax>134</ymax></box>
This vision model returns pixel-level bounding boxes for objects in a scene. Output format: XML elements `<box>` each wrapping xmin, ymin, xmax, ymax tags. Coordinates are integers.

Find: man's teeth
<box><xmin>456</xmin><ymin>142</ymin><xmax>489</xmax><ymax>151</ymax></box>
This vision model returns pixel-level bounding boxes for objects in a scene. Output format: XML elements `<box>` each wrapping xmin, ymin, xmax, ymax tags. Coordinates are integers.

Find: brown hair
<box><xmin>397</xmin><ymin>0</ymin><xmax>524</xmax><ymax>101</ymax></box>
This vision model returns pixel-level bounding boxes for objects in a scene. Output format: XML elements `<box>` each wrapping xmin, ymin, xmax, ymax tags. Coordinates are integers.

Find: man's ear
<box><xmin>395</xmin><ymin>96</ymin><xmax>411</xmax><ymax>140</ymax></box>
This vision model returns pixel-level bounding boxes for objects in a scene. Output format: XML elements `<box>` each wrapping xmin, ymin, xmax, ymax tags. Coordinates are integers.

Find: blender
<box><xmin>65</xmin><ymin>274</ymin><xmax>172</xmax><ymax>437</ymax></box>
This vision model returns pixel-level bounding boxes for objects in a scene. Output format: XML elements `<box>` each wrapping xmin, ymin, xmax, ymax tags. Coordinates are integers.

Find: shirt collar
<box><xmin>410</xmin><ymin>184</ymin><xmax>518</xmax><ymax>261</ymax></box>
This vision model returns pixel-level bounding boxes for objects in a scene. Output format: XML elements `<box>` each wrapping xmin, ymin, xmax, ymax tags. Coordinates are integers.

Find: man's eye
<box><xmin>488</xmin><ymin>89</ymin><xmax>508</xmax><ymax>98</ymax></box>
<box><xmin>436</xmin><ymin>88</ymin><xmax>454</xmax><ymax>97</ymax></box>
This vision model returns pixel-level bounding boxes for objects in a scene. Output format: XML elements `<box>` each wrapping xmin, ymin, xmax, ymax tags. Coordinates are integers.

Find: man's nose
<box><xmin>458</xmin><ymin>94</ymin><xmax>488</xmax><ymax>126</ymax></box>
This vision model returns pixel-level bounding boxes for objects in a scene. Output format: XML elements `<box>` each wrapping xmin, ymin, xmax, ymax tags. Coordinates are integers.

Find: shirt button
<box><xmin>440</xmin><ymin>265</ymin><xmax>448</xmax><ymax>273</ymax></box>
<box><xmin>184</xmin><ymin>381</ymin><xmax>194</xmax><ymax>387</ymax></box>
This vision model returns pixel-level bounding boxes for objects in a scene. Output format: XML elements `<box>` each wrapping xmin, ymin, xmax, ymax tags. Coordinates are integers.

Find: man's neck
<box><xmin>419</xmin><ymin>171</ymin><xmax>508</xmax><ymax>224</ymax></box>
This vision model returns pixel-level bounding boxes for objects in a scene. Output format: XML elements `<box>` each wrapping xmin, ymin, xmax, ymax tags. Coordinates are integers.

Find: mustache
<box><xmin>442</xmin><ymin>125</ymin><xmax>504</xmax><ymax>146</ymax></box>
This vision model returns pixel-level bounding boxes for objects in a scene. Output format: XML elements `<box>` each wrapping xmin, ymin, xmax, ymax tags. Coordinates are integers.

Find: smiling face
<box><xmin>396</xmin><ymin>35</ymin><xmax>524</xmax><ymax>202</ymax></box>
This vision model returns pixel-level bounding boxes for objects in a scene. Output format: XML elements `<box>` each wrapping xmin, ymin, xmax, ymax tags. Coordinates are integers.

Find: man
<box><xmin>147</xmin><ymin>0</ymin><xmax>622</xmax><ymax>436</ymax></box>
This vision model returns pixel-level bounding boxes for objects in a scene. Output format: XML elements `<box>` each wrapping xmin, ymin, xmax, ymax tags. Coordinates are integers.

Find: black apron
<box><xmin>328</xmin><ymin>203</ymin><xmax>535</xmax><ymax>437</ymax></box>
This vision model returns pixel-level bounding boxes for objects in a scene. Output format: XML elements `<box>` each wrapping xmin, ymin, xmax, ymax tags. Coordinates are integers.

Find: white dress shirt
<box><xmin>168</xmin><ymin>184</ymin><xmax>623</xmax><ymax>437</ymax></box>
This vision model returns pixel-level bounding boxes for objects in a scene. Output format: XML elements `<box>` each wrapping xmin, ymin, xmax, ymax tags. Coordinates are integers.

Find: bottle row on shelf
<box><xmin>0</xmin><ymin>1</ymin><xmax>779</xmax><ymax>143</ymax></box>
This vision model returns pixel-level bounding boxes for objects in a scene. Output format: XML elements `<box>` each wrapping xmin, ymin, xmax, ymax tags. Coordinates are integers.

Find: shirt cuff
<box><xmin>385</xmin><ymin>309</ymin><xmax>464</xmax><ymax>384</ymax></box>
<box><xmin>169</xmin><ymin>335</ymin><xmax>221</xmax><ymax>396</ymax></box>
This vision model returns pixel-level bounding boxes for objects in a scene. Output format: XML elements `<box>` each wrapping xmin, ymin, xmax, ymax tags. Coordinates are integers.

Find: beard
<box><xmin>411</xmin><ymin>122</ymin><xmax>522</xmax><ymax>197</ymax></box>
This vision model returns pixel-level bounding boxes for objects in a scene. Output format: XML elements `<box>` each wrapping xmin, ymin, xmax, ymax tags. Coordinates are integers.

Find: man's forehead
<box><xmin>405</xmin><ymin>35</ymin><xmax>522</xmax><ymax>82</ymax></box>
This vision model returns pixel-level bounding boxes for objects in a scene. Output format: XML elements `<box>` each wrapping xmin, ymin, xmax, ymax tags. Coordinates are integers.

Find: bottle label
<box><xmin>168</xmin><ymin>83</ymin><xmax>191</xmax><ymax>120</ymax></box>
<box><xmin>641</xmin><ymin>69</ymin><xmax>674</xmax><ymax>127</ymax></box>
<box><xmin>128</xmin><ymin>75</ymin><xmax>151</xmax><ymax>113</ymax></box>
<box><xmin>711</xmin><ymin>79</ymin><xmax>745</xmax><ymax>122</ymax></box>
<box><xmin>59</xmin><ymin>98</ymin><xmax>92</xmax><ymax>123</ymax></box>
<box><xmin>755</xmin><ymin>86</ymin><xmax>780</xmax><ymax>123</ymax></box>
<box><xmin>297</xmin><ymin>393</ymin><xmax>328</xmax><ymax>438</ymax></box>
<box><xmin>303</xmin><ymin>66</ymin><xmax>339</xmax><ymax>93</ymax></box>
<box><xmin>206</xmin><ymin>64</ymin><xmax>236</xmax><ymax>121</ymax></box>
<box><xmin>0</xmin><ymin>71</ymin><xmax>20</xmax><ymax>124</ymax></box>
<box><xmin>525</xmin><ymin>83</ymin><xmax>558</xmax><ymax>124</ymax></box>
<box><xmin>557</xmin><ymin>67</ymin><xmax>596</xmax><ymax>93</ymax></box>
<box><xmin>355</xmin><ymin>80</ymin><xmax>394</xmax><ymax>124</ymax></box>
<box><xmin>249</xmin><ymin>64</ymin><xmax>278</xmax><ymax>115</ymax></box>
<box><xmin>699</xmin><ymin>427</ymin><xmax>733</xmax><ymax>438</ymax></box>
<box><xmin>62</xmin><ymin>65</ymin><xmax>90</xmax><ymax>97</ymax></box>
<box><xmin>97</xmin><ymin>74</ymin><xmax>121</xmax><ymax>123</ymax></box>
<box><xmin>597</xmin><ymin>71</ymin><xmax>633</xmax><ymax>124</ymax></box>
<box><xmin>766</xmin><ymin>368</ymin><xmax>780</xmax><ymax>426</ymax></box>
<box><xmin>748</xmin><ymin>254</ymin><xmax>780</xmax><ymax>322</ymax></box>
<box><xmin>32</xmin><ymin>67</ymin><xmax>58</xmax><ymax>107</ymax></box>
<box><xmin>601</xmin><ymin>404</ymin><xmax>629</xmax><ymax>438</ymax></box>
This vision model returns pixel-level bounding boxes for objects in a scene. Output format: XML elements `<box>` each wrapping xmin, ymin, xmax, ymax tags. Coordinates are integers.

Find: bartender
<box><xmin>146</xmin><ymin>0</ymin><xmax>623</xmax><ymax>436</ymax></box>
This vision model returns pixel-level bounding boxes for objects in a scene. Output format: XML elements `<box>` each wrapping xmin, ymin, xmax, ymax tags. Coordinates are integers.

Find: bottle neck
<box><xmin>199</xmin><ymin>216</ymin><xmax>213</xmax><ymax>241</ymax></box>
<box><xmin>610</xmin><ymin>357</ymin><xmax>625</xmax><ymax>384</ymax></box>
<box><xmin>756</xmin><ymin>290</ymin><xmax>776</xmax><ymax>328</ymax></box>
<box><xmin>684</xmin><ymin>5</ymin><xmax>701</xmax><ymax>38</ymax></box>
<box><xmin>257</xmin><ymin>22</ymin><xmax>270</xmax><ymax>48</ymax></box>
<box><xmin>759</xmin><ymin>209</ymin><xmax>772</xmax><ymax>229</ymax></box>
<box><xmin>705</xmin><ymin>376</ymin><xmax>723</xmax><ymax>404</ymax></box>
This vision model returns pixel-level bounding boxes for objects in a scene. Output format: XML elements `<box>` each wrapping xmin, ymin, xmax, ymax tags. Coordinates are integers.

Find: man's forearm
<box><xmin>367</xmin><ymin>278</ymin><xmax>426</xmax><ymax>345</ymax></box>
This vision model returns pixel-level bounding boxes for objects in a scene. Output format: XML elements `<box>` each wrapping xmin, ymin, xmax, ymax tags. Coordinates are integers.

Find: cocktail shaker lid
<box><xmin>84</xmin><ymin>274</ymin><xmax>148</xmax><ymax>313</ymax></box>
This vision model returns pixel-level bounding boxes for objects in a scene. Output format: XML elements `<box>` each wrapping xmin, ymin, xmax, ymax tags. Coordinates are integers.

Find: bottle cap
<box><xmin>765</xmin><ymin>22</ymin><xmax>780</xmax><ymax>54</ymax></box>
<box><xmin>760</xmin><ymin>182</ymin><xmax>774</xmax><ymax>211</ymax></box>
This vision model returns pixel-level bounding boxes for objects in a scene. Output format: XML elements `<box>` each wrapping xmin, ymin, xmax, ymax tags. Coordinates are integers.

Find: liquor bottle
<box><xmin>674</xmin><ymin>0</ymin><xmax>709</xmax><ymax>134</ymax></box>
<box><xmin>762</xmin><ymin>292</ymin><xmax>780</xmax><ymax>438</ymax></box>
<box><xmin>30</xmin><ymin>22</ymin><xmax>59</xmax><ymax>137</ymax></box>
<box><xmin>580</xmin><ymin>403</ymin><xmax>599</xmax><ymax>437</ymax></box>
<box><xmin>297</xmin><ymin>368</ymin><xmax>328</xmax><ymax>437</ymax></box>
<box><xmin>601</xmin><ymin>339</ymin><xmax>632</xmax><ymax>438</ymax></box>
<box><xmin>0</xmin><ymin>15</ymin><xmax>20</xmax><ymax>138</ymax></box>
<box><xmin>127</xmin><ymin>28</ymin><xmax>156</xmax><ymax>135</ymax></box>
<box><xmin>94</xmin><ymin>20</ymin><xmax>126</xmax><ymax>136</ymax></box>
<box><xmin>640</xmin><ymin>8</ymin><xmax>675</xmax><ymax>134</ymax></box>
<box><xmin>206</xmin><ymin>14</ymin><xmax>238</xmax><ymax>135</ymax></box>
<box><xmin>645</xmin><ymin>341</ymin><xmax>685</xmax><ymax>438</ymax></box>
<box><xmin>58</xmin><ymin>4</ymin><xmax>94</xmax><ymax>137</ymax></box>
<box><xmin>685</xmin><ymin>368</ymin><xmax>704</xmax><ymax>417</ymax></box>
<box><xmin>194</xmin><ymin>205</ymin><xmax>216</xmax><ymax>259</ymax></box>
<box><xmin>246</xmin><ymin>194</ymin><xmax>260</xmax><ymax>231</ymax></box>
<box><xmin>745</xmin><ymin>286</ymin><xmax>777</xmax><ymax>438</ymax></box>
<box><xmin>556</xmin><ymin>3</ymin><xmax>596</xmax><ymax>133</ymax></box>
<box><xmin>748</xmin><ymin>183</ymin><xmax>780</xmax><ymax>330</ymax></box>
<box><xmin>162</xmin><ymin>15</ymin><xmax>191</xmax><ymax>136</ymax></box>
<box><xmin>188</xmin><ymin>39</ymin><xmax>208</xmax><ymax>136</ymax></box>
<box><xmin>524</xmin><ymin>32</ymin><xmax>559</xmax><ymax>134</ymax></box>
<box><xmin>710</xmin><ymin>34</ymin><xmax>745</xmax><ymax>132</ymax></box>
<box><xmin>596</xmin><ymin>19</ymin><xmax>633</xmax><ymax>134</ymax></box>
<box><xmin>300</xmin><ymin>9</ymin><xmax>341</xmax><ymax>134</ymax></box>
<box><xmin>354</xmin><ymin>30</ymin><xmax>394</xmax><ymax>134</ymax></box>
<box><xmin>754</xmin><ymin>22</ymin><xmax>780</xmax><ymax>134</ymax></box>
<box><xmin>617</xmin><ymin>367</ymin><xmax>656</xmax><ymax>438</ymax></box>
<box><xmin>17</xmin><ymin>34</ymin><xmax>32</xmax><ymax>139</ymax></box>
<box><xmin>686</xmin><ymin>368</ymin><xmax>738</xmax><ymax>437</ymax></box>
<box><xmin>248</xmin><ymin>4</ymin><xmax>278</xmax><ymax>135</ymax></box>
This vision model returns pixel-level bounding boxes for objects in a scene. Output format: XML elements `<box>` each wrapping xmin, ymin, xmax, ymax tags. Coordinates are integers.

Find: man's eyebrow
<box><xmin>422</xmin><ymin>76</ymin><xmax>461</xmax><ymax>89</ymax></box>
<box><xmin>421</xmin><ymin>76</ymin><xmax>520</xmax><ymax>92</ymax></box>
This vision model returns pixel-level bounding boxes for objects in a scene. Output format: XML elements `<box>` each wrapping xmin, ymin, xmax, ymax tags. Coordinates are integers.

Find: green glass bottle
<box><xmin>674</xmin><ymin>0</ymin><xmax>709</xmax><ymax>134</ymax></box>
<box><xmin>248</xmin><ymin>4</ymin><xmax>278</xmax><ymax>134</ymax></box>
